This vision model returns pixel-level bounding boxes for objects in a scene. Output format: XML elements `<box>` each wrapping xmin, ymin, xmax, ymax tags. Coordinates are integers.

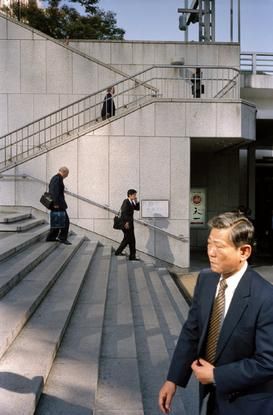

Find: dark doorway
<box><xmin>255</xmin><ymin>162</ymin><xmax>273</xmax><ymax>257</ymax></box>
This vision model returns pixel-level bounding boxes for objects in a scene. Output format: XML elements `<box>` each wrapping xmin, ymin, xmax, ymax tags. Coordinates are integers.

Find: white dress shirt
<box><xmin>215</xmin><ymin>261</ymin><xmax>248</xmax><ymax>318</ymax></box>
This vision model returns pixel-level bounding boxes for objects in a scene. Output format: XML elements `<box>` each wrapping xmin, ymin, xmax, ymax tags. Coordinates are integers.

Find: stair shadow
<box><xmin>129</xmin><ymin>264</ymin><xmax>199</xmax><ymax>415</ymax></box>
<box><xmin>145</xmin><ymin>215</ymin><xmax>175</xmax><ymax>264</ymax></box>
<box><xmin>0</xmin><ymin>371</ymin><xmax>43</xmax><ymax>393</ymax></box>
<box><xmin>35</xmin><ymin>393</ymin><xmax>91</xmax><ymax>415</ymax></box>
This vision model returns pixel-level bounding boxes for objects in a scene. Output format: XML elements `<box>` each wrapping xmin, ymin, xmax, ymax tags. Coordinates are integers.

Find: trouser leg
<box><xmin>46</xmin><ymin>228</ymin><xmax>59</xmax><ymax>241</ymax></box>
<box><xmin>116</xmin><ymin>229</ymin><xmax>129</xmax><ymax>254</ymax></box>
<box><xmin>128</xmin><ymin>227</ymin><xmax>136</xmax><ymax>259</ymax></box>
<box><xmin>58</xmin><ymin>211</ymin><xmax>69</xmax><ymax>241</ymax></box>
<box><xmin>206</xmin><ymin>389</ymin><xmax>218</xmax><ymax>415</ymax></box>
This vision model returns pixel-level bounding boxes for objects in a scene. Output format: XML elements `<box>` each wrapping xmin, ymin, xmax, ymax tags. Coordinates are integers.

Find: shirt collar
<box><xmin>221</xmin><ymin>261</ymin><xmax>248</xmax><ymax>290</ymax></box>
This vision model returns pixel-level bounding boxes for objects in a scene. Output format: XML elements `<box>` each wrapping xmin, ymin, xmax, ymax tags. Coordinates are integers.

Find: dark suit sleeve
<box><xmin>134</xmin><ymin>201</ymin><xmax>140</xmax><ymax>211</ymax></box>
<box><xmin>215</xmin><ymin>286</ymin><xmax>273</xmax><ymax>394</ymax></box>
<box><xmin>167</xmin><ymin>274</ymin><xmax>201</xmax><ymax>387</ymax></box>
<box><xmin>49</xmin><ymin>175</ymin><xmax>60</xmax><ymax>206</ymax></box>
<box><xmin>120</xmin><ymin>200</ymin><xmax>130</xmax><ymax>223</ymax></box>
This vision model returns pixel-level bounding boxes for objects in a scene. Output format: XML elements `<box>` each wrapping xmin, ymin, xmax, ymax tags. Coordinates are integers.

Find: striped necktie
<box><xmin>205</xmin><ymin>278</ymin><xmax>228</xmax><ymax>364</ymax></box>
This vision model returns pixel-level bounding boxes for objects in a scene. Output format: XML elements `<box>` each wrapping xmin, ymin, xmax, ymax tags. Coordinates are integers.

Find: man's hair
<box><xmin>59</xmin><ymin>166</ymin><xmax>69</xmax><ymax>174</ymax></box>
<box><xmin>208</xmin><ymin>212</ymin><xmax>254</xmax><ymax>248</ymax></box>
<box><xmin>127</xmin><ymin>189</ymin><xmax>137</xmax><ymax>197</ymax></box>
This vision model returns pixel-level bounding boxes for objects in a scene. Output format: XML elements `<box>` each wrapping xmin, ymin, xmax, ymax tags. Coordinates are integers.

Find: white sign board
<box><xmin>141</xmin><ymin>200</ymin><xmax>169</xmax><ymax>218</ymax></box>
<box><xmin>190</xmin><ymin>188</ymin><xmax>206</xmax><ymax>226</ymax></box>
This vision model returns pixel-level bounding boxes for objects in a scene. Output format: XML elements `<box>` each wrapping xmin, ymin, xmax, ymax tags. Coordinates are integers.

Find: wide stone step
<box><xmin>0</xmin><ymin>239</ymin><xmax>96</xmax><ymax>415</ymax></box>
<box><xmin>0</xmin><ymin>218</ymin><xmax>45</xmax><ymax>232</ymax></box>
<box><xmin>36</xmin><ymin>244</ymin><xmax>112</xmax><ymax>415</ymax></box>
<box><xmin>0</xmin><ymin>212</ymin><xmax>32</xmax><ymax>223</ymax></box>
<box><xmin>95</xmin><ymin>255</ymin><xmax>144</xmax><ymax>415</ymax></box>
<box><xmin>0</xmin><ymin>240</ymin><xmax>58</xmax><ymax>299</ymax></box>
<box><xmin>0</xmin><ymin>224</ymin><xmax>49</xmax><ymax>262</ymax></box>
<box><xmin>127</xmin><ymin>262</ymin><xmax>197</xmax><ymax>415</ymax></box>
<box><xmin>0</xmin><ymin>235</ymin><xmax>85</xmax><ymax>360</ymax></box>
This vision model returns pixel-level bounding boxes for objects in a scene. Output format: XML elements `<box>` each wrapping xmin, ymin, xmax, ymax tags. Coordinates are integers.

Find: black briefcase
<box><xmin>113</xmin><ymin>214</ymin><xmax>123</xmax><ymax>230</ymax></box>
<box><xmin>40</xmin><ymin>192</ymin><xmax>53</xmax><ymax>209</ymax></box>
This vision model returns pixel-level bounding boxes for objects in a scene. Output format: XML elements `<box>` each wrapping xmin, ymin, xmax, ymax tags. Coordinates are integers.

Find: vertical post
<box><xmin>185</xmin><ymin>0</ymin><xmax>188</xmax><ymax>42</ymax></box>
<box><xmin>199</xmin><ymin>0</ymin><xmax>203</xmax><ymax>41</ymax></box>
<box><xmin>204</xmin><ymin>0</ymin><xmax>210</xmax><ymax>41</ymax></box>
<box><xmin>230</xmin><ymin>0</ymin><xmax>233</xmax><ymax>42</ymax></box>
<box><xmin>211</xmin><ymin>0</ymin><xmax>216</xmax><ymax>41</ymax></box>
<box><xmin>238</xmin><ymin>0</ymin><xmax>241</xmax><ymax>43</ymax></box>
<box><xmin>252</xmin><ymin>52</ymin><xmax>257</xmax><ymax>74</ymax></box>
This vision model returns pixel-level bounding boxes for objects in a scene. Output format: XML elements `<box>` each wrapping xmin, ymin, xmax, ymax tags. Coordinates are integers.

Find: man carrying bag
<box><xmin>46</xmin><ymin>166</ymin><xmax>71</xmax><ymax>245</ymax></box>
<box><xmin>115</xmin><ymin>189</ymin><xmax>140</xmax><ymax>261</ymax></box>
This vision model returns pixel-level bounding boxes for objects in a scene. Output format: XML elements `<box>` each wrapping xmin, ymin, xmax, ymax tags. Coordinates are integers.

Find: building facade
<box><xmin>1</xmin><ymin>12</ymin><xmax>271</xmax><ymax>267</ymax></box>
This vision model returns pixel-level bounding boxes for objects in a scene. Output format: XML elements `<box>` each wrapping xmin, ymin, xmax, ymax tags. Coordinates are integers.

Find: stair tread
<box><xmin>0</xmin><ymin>218</ymin><xmax>45</xmax><ymax>232</ymax></box>
<box><xmin>0</xmin><ymin>241</ymin><xmax>57</xmax><ymax>298</ymax></box>
<box><xmin>95</xmin><ymin>256</ymin><xmax>144</xmax><ymax>414</ymax></box>
<box><xmin>0</xmin><ymin>225</ymin><xmax>49</xmax><ymax>261</ymax></box>
<box><xmin>0</xmin><ymin>240</ymin><xmax>96</xmax><ymax>415</ymax></box>
<box><xmin>0</xmin><ymin>213</ymin><xmax>31</xmax><ymax>223</ymax></box>
<box><xmin>35</xmin><ymin>245</ymin><xmax>111</xmax><ymax>415</ymax></box>
<box><xmin>0</xmin><ymin>235</ymin><xmax>84</xmax><ymax>359</ymax></box>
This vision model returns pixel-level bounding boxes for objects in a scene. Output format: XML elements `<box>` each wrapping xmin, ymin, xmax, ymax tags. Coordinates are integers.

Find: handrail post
<box><xmin>252</xmin><ymin>53</ymin><xmax>257</xmax><ymax>74</ymax></box>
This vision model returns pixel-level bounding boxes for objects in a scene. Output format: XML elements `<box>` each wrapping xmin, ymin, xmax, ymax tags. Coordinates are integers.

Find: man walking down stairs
<box><xmin>46</xmin><ymin>166</ymin><xmax>72</xmax><ymax>245</ymax></box>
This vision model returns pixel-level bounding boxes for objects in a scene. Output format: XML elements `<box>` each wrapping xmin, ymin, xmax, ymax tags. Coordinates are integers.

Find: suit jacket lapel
<box><xmin>198</xmin><ymin>273</ymin><xmax>219</xmax><ymax>356</ymax></box>
<box><xmin>215</xmin><ymin>268</ymin><xmax>251</xmax><ymax>362</ymax></box>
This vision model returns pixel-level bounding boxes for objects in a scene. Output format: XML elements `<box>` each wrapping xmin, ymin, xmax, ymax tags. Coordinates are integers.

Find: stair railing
<box><xmin>241</xmin><ymin>52</ymin><xmax>273</xmax><ymax>74</ymax></box>
<box><xmin>0</xmin><ymin>173</ymin><xmax>188</xmax><ymax>242</ymax></box>
<box><xmin>0</xmin><ymin>65</ymin><xmax>240</xmax><ymax>171</ymax></box>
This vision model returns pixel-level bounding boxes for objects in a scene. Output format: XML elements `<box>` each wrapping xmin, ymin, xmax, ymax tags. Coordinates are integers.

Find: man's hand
<box><xmin>158</xmin><ymin>380</ymin><xmax>176</xmax><ymax>414</ymax></box>
<box><xmin>124</xmin><ymin>222</ymin><xmax>129</xmax><ymax>230</ymax></box>
<box><xmin>191</xmin><ymin>358</ymin><xmax>215</xmax><ymax>384</ymax></box>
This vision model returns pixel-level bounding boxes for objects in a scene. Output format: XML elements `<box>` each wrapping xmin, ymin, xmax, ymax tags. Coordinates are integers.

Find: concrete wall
<box><xmin>0</xmin><ymin>13</ymin><xmax>242</xmax><ymax>139</ymax></box>
<box><xmin>0</xmin><ymin>15</ymin><xmax>124</xmax><ymax>137</ymax></box>
<box><xmin>1</xmin><ymin>102</ymin><xmax>191</xmax><ymax>267</ymax></box>
<box><xmin>69</xmin><ymin>40</ymin><xmax>241</xmax><ymax>75</ymax></box>
<box><xmin>241</xmin><ymin>74</ymin><xmax>273</xmax><ymax>119</ymax></box>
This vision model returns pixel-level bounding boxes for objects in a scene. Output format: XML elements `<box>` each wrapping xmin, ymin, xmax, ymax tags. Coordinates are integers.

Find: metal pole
<box><xmin>199</xmin><ymin>0</ymin><xmax>203</xmax><ymax>41</ymax></box>
<box><xmin>238</xmin><ymin>0</ymin><xmax>241</xmax><ymax>43</ymax></box>
<box><xmin>211</xmin><ymin>0</ymin><xmax>216</xmax><ymax>41</ymax></box>
<box><xmin>185</xmin><ymin>0</ymin><xmax>189</xmax><ymax>42</ymax></box>
<box><xmin>230</xmin><ymin>0</ymin><xmax>233</xmax><ymax>42</ymax></box>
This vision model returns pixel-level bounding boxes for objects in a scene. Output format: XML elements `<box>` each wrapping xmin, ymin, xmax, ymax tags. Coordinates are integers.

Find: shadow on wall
<box><xmin>146</xmin><ymin>213</ymin><xmax>175</xmax><ymax>264</ymax></box>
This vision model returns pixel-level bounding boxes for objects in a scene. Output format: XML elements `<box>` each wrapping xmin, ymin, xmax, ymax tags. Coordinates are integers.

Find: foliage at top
<box><xmin>2</xmin><ymin>0</ymin><xmax>125</xmax><ymax>40</ymax></box>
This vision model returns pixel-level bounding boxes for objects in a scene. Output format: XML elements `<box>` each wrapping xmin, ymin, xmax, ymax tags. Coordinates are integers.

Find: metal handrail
<box><xmin>0</xmin><ymin>64</ymin><xmax>240</xmax><ymax>171</ymax></box>
<box><xmin>241</xmin><ymin>52</ymin><xmax>273</xmax><ymax>74</ymax></box>
<box><xmin>0</xmin><ymin>173</ymin><xmax>188</xmax><ymax>242</ymax></box>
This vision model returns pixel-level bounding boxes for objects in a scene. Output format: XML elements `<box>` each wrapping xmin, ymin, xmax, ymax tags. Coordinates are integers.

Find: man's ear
<box><xmin>240</xmin><ymin>244</ymin><xmax>252</xmax><ymax>260</ymax></box>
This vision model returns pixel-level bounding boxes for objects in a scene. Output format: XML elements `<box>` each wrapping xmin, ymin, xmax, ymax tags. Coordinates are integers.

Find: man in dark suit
<box><xmin>115</xmin><ymin>189</ymin><xmax>140</xmax><ymax>261</ymax></box>
<box><xmin>101</xmin><ymin>86</ymin><xmax>116</xmax><ymax>120</ymax></box>
<box><xmin>159</xmin><ymin>212</ymin><xmax>273</xmax><ymax>415</ymax></box>
<box><xmin>46</xmin><ymin>166</ymin><xmax>71</xmax><ymax>245</ymax></box>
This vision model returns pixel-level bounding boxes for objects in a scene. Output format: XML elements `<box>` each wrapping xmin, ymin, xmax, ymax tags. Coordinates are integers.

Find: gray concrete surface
<box><xmin>36</xmin><ymin>245</ymin><xmax>111</xmax><ymax>415</ymax></box>
<box><xmin>0</xmin><ymin>239</ymin><xmax>95</xmax><ymax>414</ymax></box>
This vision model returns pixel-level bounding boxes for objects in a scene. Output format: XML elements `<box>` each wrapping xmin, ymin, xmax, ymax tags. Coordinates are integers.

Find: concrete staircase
<box><xmin>0</xmin><ymin>207</ymin><xmax>198</xmax><ymax>415</ymax></box>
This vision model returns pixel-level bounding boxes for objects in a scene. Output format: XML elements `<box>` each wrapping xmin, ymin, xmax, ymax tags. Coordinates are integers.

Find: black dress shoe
<box><xmin>56</xmin><ymin>238</ymin><xmax>72</xmax><ymax>245</ymax></box>
<box><xmin>129</xmin><ymin>257</ymin><xmax>140</xmax><ymax>261</ymax></box>
<box><xmin>115</xmin><ymin>252</ymin><xmax>126</xmax><ymax>256</ymax></box>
